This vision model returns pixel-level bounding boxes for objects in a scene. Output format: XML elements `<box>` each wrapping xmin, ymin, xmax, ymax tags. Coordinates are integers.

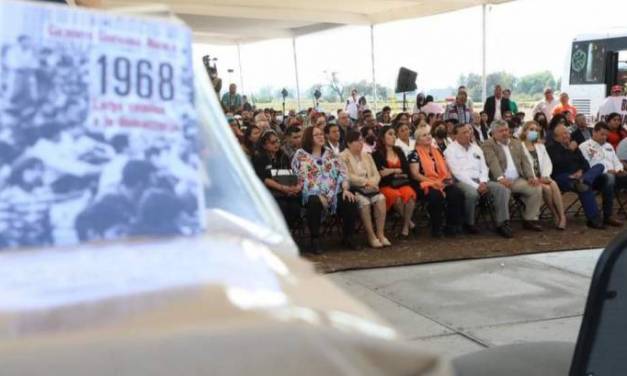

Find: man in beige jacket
<box><xmin>482</xmin><ymin>120</ymin><xmax>544</xmax><ymax>235</ymax></box>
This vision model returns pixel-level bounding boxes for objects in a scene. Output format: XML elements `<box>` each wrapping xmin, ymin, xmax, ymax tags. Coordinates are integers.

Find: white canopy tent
<box><xmin>97</xmin><ymin>0</ymin><xmax>515</xmax><ymax>109</ymax></box>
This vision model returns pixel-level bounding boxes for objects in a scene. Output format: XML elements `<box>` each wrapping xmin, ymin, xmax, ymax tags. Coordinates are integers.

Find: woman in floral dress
<box><xmin>292</xmin><ymin>126</ymin><xmax>359</xmax><ymax>254</ymax></box>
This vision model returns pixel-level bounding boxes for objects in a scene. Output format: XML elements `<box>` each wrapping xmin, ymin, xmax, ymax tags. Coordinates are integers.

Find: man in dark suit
<box><xmin>324</xmin><ymin>122</ymin><xmax>345</xmax><ymax>156</ymax></box>
<box><xmin>483</xmin><ymin>85</ymin><xmax>511</xmax><ymax>124</ymax></box>
<box><xmin>547</xmin><ymin>124</ymin><xmax>604</xmax><ymax>229</ymax></box>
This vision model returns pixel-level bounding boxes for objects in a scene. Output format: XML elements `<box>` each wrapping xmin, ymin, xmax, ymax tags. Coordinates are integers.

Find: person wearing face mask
<box><xmin>482</xmin><ymin>120</ymin><xmax>544</xmax><ymax>236</ymax></box>
<box><xmin>520</xmin><ymin>121</ymin><xmax>566</xmax><ymax>230</ymax></box>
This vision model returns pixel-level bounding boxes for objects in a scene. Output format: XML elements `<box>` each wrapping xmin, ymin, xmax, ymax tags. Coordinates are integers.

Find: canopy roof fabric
<box><xmin>100</xmin><ymin>0</ymin><xmax>513</xmax><ymax>44</ymax></box>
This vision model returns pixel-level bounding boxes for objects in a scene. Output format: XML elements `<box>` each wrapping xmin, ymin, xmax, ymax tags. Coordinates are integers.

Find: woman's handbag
<box><xmin>271</xmin><ymin>169</ymin><xmax>298</xmax><ymax>196</ymax></box>
<box><xmin>390</xmin><ymin>177</ymin><xmax>410</xmax><ymax>188</ymax></box>
<box><xmin>351</xmin><ymin>186</ymin><xmax>379</xmax><ymax>198</ymax></box>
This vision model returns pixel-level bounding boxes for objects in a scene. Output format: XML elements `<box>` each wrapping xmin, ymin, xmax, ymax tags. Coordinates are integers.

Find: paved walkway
<box><xmin>329</xmin><ymin>249</ymin><xmax>602</xmax><ymax>359</ymax></box>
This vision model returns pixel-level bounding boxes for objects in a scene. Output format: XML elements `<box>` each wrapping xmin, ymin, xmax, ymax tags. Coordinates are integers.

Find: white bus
<box><xmin>561</xmin><ymin>30</ymin><xmax>627</xmax><ymax>118</ymax></box>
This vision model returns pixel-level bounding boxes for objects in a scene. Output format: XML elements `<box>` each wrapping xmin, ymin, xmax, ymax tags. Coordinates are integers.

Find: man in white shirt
<box><xmin>532</xmin><ymin>87</ymin><xmax>559</xmax><ymax>122</ymax></box>
<box><xmin>578</xmin><ymin>122</ymin><xmax>626</xmax><ymax>226</ymax></box>
<box><xmin>481</xmin><ymin>120</ymin><xmax>544</xmax><ymax>234</ymax></box>
<box><xmin>444</xmin><ymin>123</ymin><xmax>511</xmax><ymax>237</ymax></box>
<box><xmin>345</xmin><ymin>89</ymin><xmax>359</xmax><ymax>122</ymax></box>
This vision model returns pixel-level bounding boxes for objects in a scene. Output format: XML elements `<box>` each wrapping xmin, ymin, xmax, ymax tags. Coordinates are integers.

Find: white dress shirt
<box><xmin>395</xmin><ymin>138</ymin><xmax>415</xmax><ymax>157</ymax></box>
<box><xmin>494</xmin><ymin>98</ymin><xmax>502</xmax><ymax>121</ymax></box>
<box><xmin>327</xmin><ymin>142</ymin><xmax>341</xmax><ymax>157</ymax></box>
<box><xmin>499</xmin><ymin>142</ymin><xmax>520</xmax><ymax>180</ymax></box>
<box><xmin>345</xmin><ymin>96</ymin><xmax>359</xmax><ymax>119</ymax></box>
<box><xmin>532</xmin><ymin>99</ymin><xmax>559</xmax><ymax>121</ymax></box>
<box><xmin>579</xmin><ymin>139</ymin><xmax>624</xmax><ymax>173</ymax></box>
<box><xmin>444</xmin><ymin>141</ymin><xmax>490</xmax><ymax>189</ymax></box>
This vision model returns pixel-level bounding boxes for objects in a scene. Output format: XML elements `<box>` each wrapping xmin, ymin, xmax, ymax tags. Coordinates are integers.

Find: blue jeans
<box><xmin>593</xmin><ymin>172</ymin><xmax>615</xmax><ymax>218</ymax></box>
<box><xmin>553</xmin><ymin>164</ymin><xmax>604</xmax><ymax>221</ymax></box>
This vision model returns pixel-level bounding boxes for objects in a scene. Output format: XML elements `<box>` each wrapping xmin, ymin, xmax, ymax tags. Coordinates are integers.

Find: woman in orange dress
<box><xmin>372</xmin><ymin>126</ymin><xmax>417</xmax><ymax>238</ymax></box>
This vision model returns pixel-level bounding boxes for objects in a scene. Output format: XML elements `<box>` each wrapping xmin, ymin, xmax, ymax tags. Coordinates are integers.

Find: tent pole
<box><xmin>237</xmin><ymin>42</ymin><xmax>245</xmax><ymax>94</ymax></box>
<box><xmin>370</xmin><ymin>24</ymin><xmax>378</xmax><ymax>113</ymax></box>
<box><xmin>481</xmin><ymin>4</ymin><xmax>487</xmax><ymax>104</ymax></box>
<box><xmin>292</xmin><ymin>36</ymin><xmax>301</xmax><ymax>111</ymax></box>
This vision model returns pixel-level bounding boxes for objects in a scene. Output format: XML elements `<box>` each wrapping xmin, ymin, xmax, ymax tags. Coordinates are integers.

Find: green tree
<box><xmin>457</xmin><ymin>73</ymin><xmax>483</xmax><ymax>102</ymax></box>
<box><xmin>343</xmin><ymin>80</ymin><xmax>390</xmax><ymax>101</ymax></box>
<box><xmin>515</xmin><ymin>71</ymin><xmax>556</xmax><ymax>96</ymax></box>
<box><xmin>487</xmin><ymin>71</ymin><xmax>517</xmax><ymax>94</ymax></box>
<box><xmin>254</xmin><ymin>85</ymin><xmax>275</xmax><ymax>103</ymax></box>
<box><xmin>458</xmin><ymin>71</ymin><xmax>517</xmax><ymax>101</ymax></box>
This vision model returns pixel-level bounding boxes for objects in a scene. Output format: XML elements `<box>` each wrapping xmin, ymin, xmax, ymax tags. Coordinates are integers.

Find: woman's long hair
<box><xmin>416</xmin><ymin>93</ymin><xmax>426</xmax><ymax>109</ymax></box>
<box><xmin>243</xmin><ymin>125</ymin><xmax>260</xmax><ymax>154</ymax></box>
<box><xmin>375</xmin><ymin>125</ymin><xmax>394</xmax><ymax>155</ymax></box>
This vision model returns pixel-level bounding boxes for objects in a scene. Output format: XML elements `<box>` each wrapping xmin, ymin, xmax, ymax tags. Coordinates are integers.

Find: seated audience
<box><xmin>546</xmin><ymin>114</ymin><xmax>569</xmax><ymax>145</ymax></box>
<box><xmin>340</xmin><ymin>131</ymin><xmax>390</xmax><ymax>248</ymax></box>
<box><xmin>444</xmin><ymin>123</ymin><xmax>511</xmax><ymax>236</ymax></box>
<box><xmin>361</xmin><ymin>126</ymin><xmax>377</xmax><ymax>154</ymax></box>
<box><xmin>253</xmin><ymin>131</ymin><xmax>302</xmax><ymax>228</ymax></box>
<box><xmin>571</xmin><ymin>113</ymin><xmax>592</xmax><ymax>145</ymax></box>
<box><xmin>431</xmin><ymin>121</ymin><xmax>449</xmax><ymax>152</ymax></box>
<box><xmin>616</xmin><ymin>137</ymin><xmax>627</xmax><ymax>170</ymax></box>
<box><xmin>242</xmin><ymin>124</ymin><xmax>261</xmax><ymax>158</ymax></box>
<box><xmin>281</xmin><ymin>126</ymin><xmax>302</xmax><ymax>161</ymax></box>
<box><xmin>394</xmin><ymin>121</ymin><xmax>415</xmax><ymax>157</ymax></box>
<box><xmin>312</xmin><ymin>112</ymin><xmax>327</xmax><ymax>129</ymax></box>
<box><xmin>606</xmin><ymin>112</ymin><xmax>626</xmax><ymax>150</ymax></box>
<box><xmin>292</xmin><ymin>126</ymin><xmax>359</xmax><ymax>254</ymax></box>
<box><xmin>408</xmin><ymin>127</ymin><xmax>465</xmax><ymax>237</ymax></box>
<box><xmin>547</xmin><ymin>125</ymin><xmax>605</xmax><ymax>229</ymax></box>
<box><xmin>482</xmin><ymin>120</ymin><xmax>544</xmax><ymax>234</ymax></box>
<box><xmin>520</xmin><ymin>121</ymin><xmax>566</xmax><ymax>230</ymax></box>
<box><xmin>472</xmin><ymin>112</ymin><xmax>489</xmax><ymax>144</ymax></box>
<box><xmin>578</xmin><ymin>122</ymin><xmax>626</xmax><ymax>226</ymax></box>
<box><xmin>324</xmin><ymin>122</ymin><xmax>345</xmax><ymax>157</ymax></box>
<box><xmin>533</xmin><ymin>112</ymin><xmax>549</xmax><ymax>139</ymax></box>
<box><xmin>377</xmin><ymin>106</ymin><xmax>393</xmax><ymax>125</ymax></box>
<box><xmin>373</xmin><ymin>126</ymin><xmax>417</xmax><ymax>238</ymax></box>
<box><xmin>336</xmin><ymin>110</ymin><xmax>352</xmax><ymax>144</ymax></box>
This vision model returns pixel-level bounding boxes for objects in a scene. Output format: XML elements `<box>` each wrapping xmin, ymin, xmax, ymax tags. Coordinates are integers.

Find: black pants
<box><xmin>424</xmin><ymin>185</ymin><xmax>465</xmax><ymax>232</ymax></box>
<box><xmin>305</xmin><ymin>194</ymin><xmax>358</xmax><ymax>239</ymax></box>
<box><xmin>274</xmin><ymin>195</ymin><xmax>301</xmax><ymax>228</ymax></box>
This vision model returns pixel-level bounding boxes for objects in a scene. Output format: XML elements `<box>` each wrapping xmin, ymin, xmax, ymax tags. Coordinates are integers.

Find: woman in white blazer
<box><xmin>520</xmin><ymin>120</ymin><xmax>566</xmax><ymax>230</ymax></box>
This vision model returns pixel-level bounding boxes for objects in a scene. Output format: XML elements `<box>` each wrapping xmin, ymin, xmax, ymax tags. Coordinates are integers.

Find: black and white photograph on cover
<box><xmin>0</xmin><ymin>30</ymin><xmax>204</xmax><ymax>250</ymax></box>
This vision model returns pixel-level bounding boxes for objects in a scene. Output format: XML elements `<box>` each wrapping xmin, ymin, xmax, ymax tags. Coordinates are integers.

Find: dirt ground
<box><xmin>301</xmin><ymin>219</ymin><xmax>625</xmax><ymax>273</ymax></box>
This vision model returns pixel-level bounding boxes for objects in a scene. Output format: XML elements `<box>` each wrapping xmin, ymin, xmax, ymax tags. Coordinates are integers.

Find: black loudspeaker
<box><xmin>395</xmin><ymin>67</ymin><xmax>417</xmax><ymax>93</ymax></box>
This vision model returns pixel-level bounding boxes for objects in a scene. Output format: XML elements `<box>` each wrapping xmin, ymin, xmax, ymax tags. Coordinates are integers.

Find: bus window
<box><xmin>570</xmin><ymin>41</ymin><xmax>606</xmax><ymax>84</ymax></box>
